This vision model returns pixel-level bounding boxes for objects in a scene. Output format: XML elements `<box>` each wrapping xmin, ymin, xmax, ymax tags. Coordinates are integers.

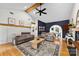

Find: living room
<box><xmin>0</xmin><ymin>3</ymin><xmax>79</xmax><ymax>56</ymax></box>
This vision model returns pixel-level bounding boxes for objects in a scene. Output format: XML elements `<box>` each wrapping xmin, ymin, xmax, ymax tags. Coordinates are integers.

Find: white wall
<box><xmin>30</xmin><ymin>3</ymin><xmax>74</xmax><ymax>23</ymax></box>
<box><xmin>0</xmin><ymin>9</ymin><xmax>32</xmax><ymax>44</ymax></box>
<box><xmin>31</xmin><ymin>20</ymin><xmax>38</xmax><ymax>37</ymax></box>
<box><xmin>71</xmin><ymin>3</ymin><xmax>79</xmax><ymax>26</ymax></box>
<box><xmin>70</xmin><ymin>3</ymin><xmax>79</xmax><ymax>41</ymax></box>
<box><xmin>0</xmin><ymin>9</ymin><xmax>32</xmax><ymax>25</ymax></box>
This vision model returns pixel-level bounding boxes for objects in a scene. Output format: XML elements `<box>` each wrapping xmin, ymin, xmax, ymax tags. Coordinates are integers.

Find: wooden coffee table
<box><xmin>30</xmin><ymin>37</ymin><xmax>45</xmax><ymax>49</ymax></box>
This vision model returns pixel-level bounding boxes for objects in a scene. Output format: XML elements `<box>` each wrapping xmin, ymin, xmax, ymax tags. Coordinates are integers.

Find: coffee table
<box><xmin>30</xmin><ymin>37</ymin><xmax>45</xmax><ymax>49</ymax></box>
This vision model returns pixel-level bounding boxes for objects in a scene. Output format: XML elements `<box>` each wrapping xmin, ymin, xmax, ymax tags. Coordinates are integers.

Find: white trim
<box><xmin>50</xmin><ymin>25</ymin><xmax>63</xmax><ymax>39</ymax></box>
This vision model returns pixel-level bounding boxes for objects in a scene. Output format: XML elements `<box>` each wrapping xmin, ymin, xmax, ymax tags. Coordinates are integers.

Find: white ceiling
<box><xmin>0</xmin><ymin>3</ymin><xmax>75</xmax><ymax>23</ymax></box>
<box><xmin>0</xmin><ymin>3</ymin><xmax>33</xmax><ymax>10</ymax></box>
<box><xmin>29</xmin><ymin>3</ymin><xmax>74</xmax><ymax>22</ymax></box>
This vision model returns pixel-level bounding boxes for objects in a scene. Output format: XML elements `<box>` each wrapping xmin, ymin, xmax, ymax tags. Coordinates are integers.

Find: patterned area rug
<box><xmin>67</xmin><ymin>46</ymin><xmax>76</xmax><ymax>56</ymax></box>
<box><xmin>17</xmin><ymin>41</ymin><xmax>59</xmax><ymax>56</ymax></box>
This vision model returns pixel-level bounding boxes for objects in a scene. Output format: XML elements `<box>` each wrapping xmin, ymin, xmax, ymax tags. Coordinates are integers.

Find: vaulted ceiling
<box><xmin>25</xmin><ymin>3</ymin><xmax>43</xmax><ymax>13</ymax></box>
<box><xmin>0</xmin><ymin>3</ymin><xmax>75</xmax><ymax>23</ymax></box>
<box><xmin>29</xmin><ymin>3</ymin><xmax>74</xmax><ymax>22</ymax></box>
<box><xmin>0</xmin><ymin>3</ymin><xmax>32</xmax><ymax>10</ymax></box>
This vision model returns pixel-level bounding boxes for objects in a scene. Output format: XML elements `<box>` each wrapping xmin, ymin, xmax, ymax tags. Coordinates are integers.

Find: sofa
<box><xmin>14</xmin><ymin>32</ymin><xmax>34</xmax><ymax>45</ymax></box>
<box><xmin>39</xmin><ymin>32</ymin><xmax>56</xmax><ymax>42</ymax></box>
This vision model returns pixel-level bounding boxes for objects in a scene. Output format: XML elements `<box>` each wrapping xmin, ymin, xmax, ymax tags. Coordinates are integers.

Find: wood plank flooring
<box><xmin>74</xmin><ymin>41</ymin><xmax>79</xmax><ymax>50</ymax></box>
<box><xmin>0</xmin><ymin>40</ymin><xmax>70</xmax><ymax>56</ymax></box>
<box><xmin>60</xmin><ymin>40</ymin><xmax>70</xmax><ymax>56</ymax></box>
<box><xmin>0</xmin><ymin>43</ymin><xmax>24</xmax><ymax>56</ymax></box>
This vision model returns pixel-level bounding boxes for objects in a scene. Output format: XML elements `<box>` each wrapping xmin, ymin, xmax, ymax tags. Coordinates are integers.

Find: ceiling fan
<box><xmin>35</xmin><ymin>3</ymin><xmax>47</xmax><ymax>16</ymax></box>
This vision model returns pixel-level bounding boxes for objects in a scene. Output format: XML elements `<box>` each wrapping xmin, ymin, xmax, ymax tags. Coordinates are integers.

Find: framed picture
<box><xmin>39</xmin><ymin>26</ymin><xmax>45</xmax><ymax>31</ymax></box>
<box><xmin>8</xmin><ymin>17</ymin><xmax>15</xmax><ymax>24</ymax></box>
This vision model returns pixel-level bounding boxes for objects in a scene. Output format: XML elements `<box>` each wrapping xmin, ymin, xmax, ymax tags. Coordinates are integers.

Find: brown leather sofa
<box><xmin>14</xmin><ymin>32</ymin><xmax>34</xmax><ymax>45</ymax></box>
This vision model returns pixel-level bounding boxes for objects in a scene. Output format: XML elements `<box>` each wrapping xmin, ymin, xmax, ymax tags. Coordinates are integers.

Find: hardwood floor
<box><xmin>60</xmin><ymin>40</ymin><xmax>70</xmax><ymax>56</ymax></box>
<box><xmin>0</xmin><ymin>43</ymin><xmax>24</xmax><ymax>56</ymax></box>
<box><xmin>0</xmin><ymin>40</ymin><xmax>70</xmax><ymax>56</ymax></box>
<box><xmin>74</xmin><ymin>41</ymin><xmax>79</xmax><ymax>50</ymax></box>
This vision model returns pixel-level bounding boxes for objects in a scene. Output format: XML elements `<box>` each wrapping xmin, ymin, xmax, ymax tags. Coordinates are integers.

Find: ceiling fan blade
<box><xmin>36</xmin><ymin>12</ymin><xmax>40</xmax><ymax>14</ymax></box>
<box><xmin>39</xmin><ymin>12</ymin><xmax>42</xmax><ymax>16</ymax></box>
<box><xmin>42</xmin><ymin>8</ymin><xmax>46</xmax><ymax>11</ymax></box>
<box><xmin>42</xmin><ymin>12</ymin><xmax>47</xmax><ymax>14</ymax></box>
<box><xmin>36</xmin><ymin>8</ymin><xmax>40</xmax><ymax>11</ymax></box>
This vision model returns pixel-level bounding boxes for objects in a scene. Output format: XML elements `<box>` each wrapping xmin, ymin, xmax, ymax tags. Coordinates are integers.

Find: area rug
<box><xmin>67</xmin><ymin>46</ymin><xmax>76</xmax><ymax>56</ymax></box>
<box><xmin>17</xmin><ymin>41</ymin><xmax>59</xmax><ymax>56</ymax></box>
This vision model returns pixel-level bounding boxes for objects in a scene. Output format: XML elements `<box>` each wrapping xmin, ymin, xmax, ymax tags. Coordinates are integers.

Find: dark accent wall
<box><xmin>38</xmin><ymin>20</ymin><xmax>46</xmax><ymax>35</ymax></box>
<box><xmin>38</xmin><ymin>20</ymin><xmax>69</xmax><ymax>38</ymax></box>
<box><xmin>45</xmin><ymin>20</ymin><xmax>69</xmax><ymax>37</ymax></box>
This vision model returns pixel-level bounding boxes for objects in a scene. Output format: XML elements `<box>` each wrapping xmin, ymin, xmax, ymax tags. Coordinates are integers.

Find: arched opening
<box><xmin>50</xmin><ymin>25</ymin><xmax>62</xmax><ymax>39</ymax></box>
